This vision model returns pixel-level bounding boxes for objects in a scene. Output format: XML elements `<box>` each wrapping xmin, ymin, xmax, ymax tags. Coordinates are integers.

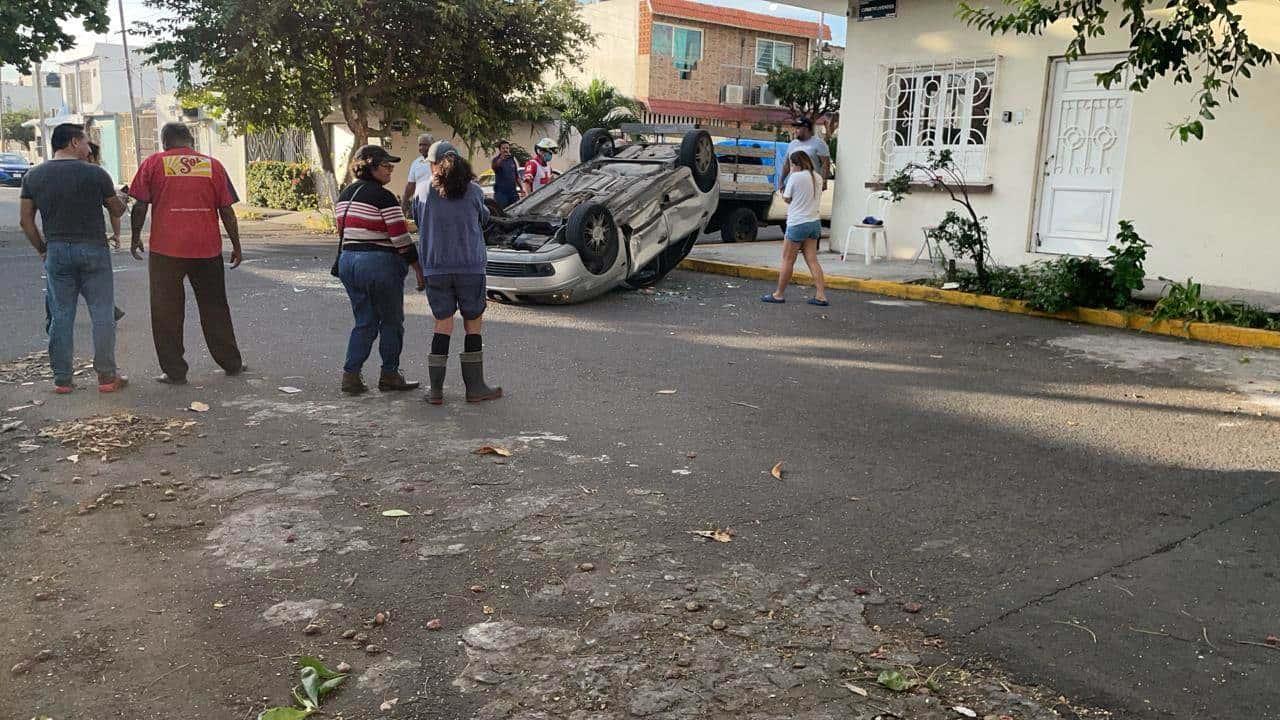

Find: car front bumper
<box><xmin>485</xmin><ymin>244</ymin><xmax>622</xmax><ymax>304</ymax></box>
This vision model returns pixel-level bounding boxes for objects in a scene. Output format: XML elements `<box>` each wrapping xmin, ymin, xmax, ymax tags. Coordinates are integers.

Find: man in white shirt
<box><xmin>401</xmin><ymin>133</ymin><xmax>434</xmax><ymax>217</ymax></box>
<box><xmin>780</xmin><ymin>118</ymin><xmax>830</xmax><ymax>190</ymax></box>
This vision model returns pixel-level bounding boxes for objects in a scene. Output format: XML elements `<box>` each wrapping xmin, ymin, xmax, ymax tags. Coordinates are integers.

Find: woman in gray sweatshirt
<box><xmin>419</xmin><ymin>147</ymin><xmax>500</xmax><ymax>404</ymax></box>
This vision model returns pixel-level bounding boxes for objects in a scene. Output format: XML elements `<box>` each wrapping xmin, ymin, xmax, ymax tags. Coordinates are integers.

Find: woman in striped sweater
<box><xmin>334</xmin><ymin>145</ymin><xmax>425</xmax><ymax>395</ymax></box>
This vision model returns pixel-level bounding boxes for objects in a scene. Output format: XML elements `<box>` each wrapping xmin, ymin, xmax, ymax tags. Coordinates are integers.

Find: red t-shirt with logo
<box><xmin>130</xmin><ymin>148</ymin><xmax>236</xmax><ymax>258</ymax></box>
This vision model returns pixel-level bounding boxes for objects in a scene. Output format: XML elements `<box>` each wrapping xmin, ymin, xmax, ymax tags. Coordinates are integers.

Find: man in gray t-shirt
<box><xmin>781</xmin><ymin>117</ymin><xmax>831</xmax><ymax>191</ymax></box>
<box><xmin>19</xmin><ymin>122</ymin><xmax>128</xmax><ymax>392</ymax></box>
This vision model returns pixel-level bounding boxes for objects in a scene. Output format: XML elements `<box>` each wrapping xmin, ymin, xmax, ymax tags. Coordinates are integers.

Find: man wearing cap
<box><xmin>401</xmin><ymin>132</ymin><xmax>434</xmax><ymax>218</ymax></box>
<box><xmin>130</xmin><ymin>121</ymin><xmax>245</xmax><ymax>385</ymax></box>
<box><xmin>781</xmin><ymin>118</ymin><xmax>830</xmax><ymax>191</ymax></box>
<box><xmin>414</xmin><ymin>139</ymin><xmax>456</xmax><ymax>230</ymax></box>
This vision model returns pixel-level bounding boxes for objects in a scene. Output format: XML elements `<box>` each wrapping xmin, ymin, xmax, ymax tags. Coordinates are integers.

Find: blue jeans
<box><xmin>45</xmin><ymin>242</ymin><xmax>117</xmax><ymax>384</ymax></box>
<box><xmin>339</xmin><ymin>250</ymin><xmax>408</xmax><ymax>374</ymax></box>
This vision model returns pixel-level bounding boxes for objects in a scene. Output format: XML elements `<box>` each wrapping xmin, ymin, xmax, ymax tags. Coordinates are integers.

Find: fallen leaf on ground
<box><xmin>0</xmin><ymin>420</ymin><xmax>23</xmax><ymax>432</ymax></box>
<box><xmin>842</xmin><ymin>682</ymin><xmax>868</xmax><ymax>697</ymax></box>
<box><xmin>472</xmin><ymin>446</ymin><xmax>512</xmax><ymax>457</ymax></box>
<box><xmin>687</xmin><ymin>529</ymin><xmax>734</xmax><ymax>543</ymax></box>
<box><xmin>278</xmin><ymin>386</ymin><xmax>303</xmax><ymax>394</ymax></box>
<box><xmin>212</xmin><ymin>601</ymin><xmax>227</xmax><ymax>609</ymax></box>
<box><xmin>877</xmin><ymin>669</ymin><xmax>917</xmax><ymax>692</ymax></box>
<box><xmin>656</xmin><ymin>389</ymin><xmax>678</xmax><ymax>395</ymax></box>
<box><xmin>381</xmin><ymin>509</ymin><xmax>411</xmax><ymax>518</ymax></box>
<box><xmin>770</xmin><ymin>461</ymin><xmax>784</xmax><ymax>480</ymax></box>
<box><xmin>953</xmin><ymin>706</ymin><xmax>978</xmax><ymax>718</ymax></box>
<box><xmin>379</xmin><ymin>698</ymin><xmax>399</xmax><ymax>711</ymax></box>
<box><xmin>482</xmin><ymin>605</ymin><xmax>495</xmax><ymax>615</ymax></box>
<box><xmin>426</xmin><ymin>618</ymin><xmax>443</xmax><ymax>630</ymax></box>
<box><xmin>902</xmin><ymin>601</ymin><xmax>924</xmax><ymax>613</ymax></box>
<box><xmin>189</xmin><ymin>401</ymin><xmax>210</xmax><ymax>412</ymax></box>
<box><xmin>65</xmin><ymin>454</ymin><xmax>79</xmax><ymax>463</ymax></box>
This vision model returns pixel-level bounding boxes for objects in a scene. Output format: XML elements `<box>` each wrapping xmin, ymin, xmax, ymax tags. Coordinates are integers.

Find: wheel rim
<box><xmin>735</xmin><ymin>214</ymin><xmax>753</xmax><ymax>240</ymax></box>
<box><xmin>695</xmin><ymin>136</ymin><xmax>714</xmax><ymax>174</ymax></box>
<box><xmin>586</xmin><ymin>213</ymin><xmax>610</xmax><ymax>254</ymax></box>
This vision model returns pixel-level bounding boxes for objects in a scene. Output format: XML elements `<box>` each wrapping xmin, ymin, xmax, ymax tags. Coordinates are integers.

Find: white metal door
<box><xmin>1035</xmin><ymin>58</ymin><xmax>1132</xmax><ymax>256</ymax></box>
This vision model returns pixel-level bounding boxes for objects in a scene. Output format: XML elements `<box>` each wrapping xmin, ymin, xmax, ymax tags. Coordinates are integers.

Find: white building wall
<box><xmin>833</xmin><ymin>0</ymin><xmax>1280</xmax><ymax>293</ymax></box>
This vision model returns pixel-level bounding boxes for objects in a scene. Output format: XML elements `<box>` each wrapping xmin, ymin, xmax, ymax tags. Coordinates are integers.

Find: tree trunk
<box><xmin>307</xmin><ymin>108</ymin><xmax>339</xmax><ymax>210</ymax></box>
<box><xmin>338</xmin><ymin>93</ymin><xmax>371</xmax><ymax>185</ymax></box>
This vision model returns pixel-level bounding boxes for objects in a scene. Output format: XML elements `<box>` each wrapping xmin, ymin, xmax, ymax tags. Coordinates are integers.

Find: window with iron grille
<box><xmin>873</xmin><ymin>59</ymin><xmax>997</xmax><ymax>180</ymax></box>
<box><xmin>755</xmin><ymin>39</ymin><xmax>794</xmax><ymax>75</ymax></box>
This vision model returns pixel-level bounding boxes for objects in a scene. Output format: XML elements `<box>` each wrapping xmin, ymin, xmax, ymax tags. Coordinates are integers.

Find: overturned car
<box><xmin>484</xmin><ymin>127</ymin><xmax>719</xmax><ymax>304</ymax></box>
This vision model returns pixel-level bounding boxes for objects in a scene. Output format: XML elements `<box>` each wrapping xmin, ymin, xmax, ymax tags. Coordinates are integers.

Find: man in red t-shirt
<box><xmin>129</xmin><ymin>122</ymin><xmax>244</xmax><ymax>384</ymax></box>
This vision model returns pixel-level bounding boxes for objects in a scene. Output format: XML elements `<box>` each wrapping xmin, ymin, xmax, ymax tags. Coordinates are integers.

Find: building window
<box><xmin>874</xmin><ymin>58</ymin><xmax>997</xmax><ymax>180</ymax></box>
<box><xmin>755</xmin><ymin>39</ymin><xmax>794</xmax><ymax>75</ymax></box>
<box><xmin>652</xmin><ymin>23</ymin><xmax>703</xmax><ymax>71</ymax></box>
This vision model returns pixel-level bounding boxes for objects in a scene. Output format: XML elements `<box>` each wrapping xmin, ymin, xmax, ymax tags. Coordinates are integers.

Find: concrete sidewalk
<box><xmin>688</xmin><ymin>239</ymin><xmax>1280</xmax><ymax>311</ymax></box>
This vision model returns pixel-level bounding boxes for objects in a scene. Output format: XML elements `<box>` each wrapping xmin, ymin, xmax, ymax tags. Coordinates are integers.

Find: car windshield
<box><xmin>0</xmin><ymin>153</ymin><xmax>25</xmax><ymax>164</ymax></box>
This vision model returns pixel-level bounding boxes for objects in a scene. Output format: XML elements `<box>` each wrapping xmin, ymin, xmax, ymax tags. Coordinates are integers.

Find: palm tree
<box><xmin>541</xmin><ymin>79</ymin><xmax>646</xmax><ymax>149</ymax></box>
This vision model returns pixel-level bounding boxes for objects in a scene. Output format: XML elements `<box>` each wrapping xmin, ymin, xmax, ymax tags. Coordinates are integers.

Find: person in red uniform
<box><xmin>129</xmin><ymin>122</ymin><xmax>245</xmax><ymax>385</ymax></box>
<box><xmin>522</xmin><ymin>138</ymin><xmax>558</xmax><ymax>196</ymax></box>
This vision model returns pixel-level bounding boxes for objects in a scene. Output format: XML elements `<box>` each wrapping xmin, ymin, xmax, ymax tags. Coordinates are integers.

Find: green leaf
<box><xmin>877</xmin><ymin>669</ymin><xmax>918</xmax><ymax>692</ymax></box>
<box><xmin>257</xmin><ymin>708</ymin><xmax>312</xmax><ymax>720</ymax></box>
<box><xmin>297</xmin><ymin>656</ymin><xmax>345</xmax><ymax>680</ymax></box>
<box><xmin>299</xmin><ymin>666</ymin><xmax>322</xmax><ymax>709</ymax></box>
<box><xmin>319</xmin><ymin>676</ymin><xmax>346</xmax><ymax>697</ymax></box>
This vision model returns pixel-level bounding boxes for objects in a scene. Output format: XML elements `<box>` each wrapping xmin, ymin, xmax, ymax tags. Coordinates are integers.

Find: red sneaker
<box><xmin>54</xmin><ymin>384</ymin><xmax>74</xmax><ymax>394</ymax></box>
<box><xmin>98</xmin><ymin>376</ymin><xmax>129</xmax><ymax>393</ymax></box>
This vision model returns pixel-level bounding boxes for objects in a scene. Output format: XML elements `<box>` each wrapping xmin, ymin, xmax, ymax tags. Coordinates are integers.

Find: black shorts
<box><xmin>426</xmin><ymin>273</ymin><xmax>487</xmax><ymax>320</ymax></box>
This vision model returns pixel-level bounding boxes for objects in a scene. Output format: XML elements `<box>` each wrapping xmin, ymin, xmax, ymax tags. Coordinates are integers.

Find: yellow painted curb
<box><xmin>678</xmin><ymin>257</ymin><xmax>1280</xmax><ymax>350</ymax></box>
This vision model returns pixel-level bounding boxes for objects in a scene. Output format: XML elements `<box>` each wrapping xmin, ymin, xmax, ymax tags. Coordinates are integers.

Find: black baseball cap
<box><xmin>791</xmin><ymin>117</ymin><xmax>814</xmax><ymax>130</ymax></box>
<box><xmin>353</xmin><ymin>144</ymin><xmax>401</xmax><ymax>165</ymax></box>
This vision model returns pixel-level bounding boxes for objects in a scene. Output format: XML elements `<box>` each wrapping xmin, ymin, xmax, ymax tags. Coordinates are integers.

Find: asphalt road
<box><xmin>1</xmin><ymin>229</ymin><xmax>1277</xmax><ymax>719</ymax></box>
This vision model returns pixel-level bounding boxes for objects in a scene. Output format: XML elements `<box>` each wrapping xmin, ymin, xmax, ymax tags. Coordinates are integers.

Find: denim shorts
<box><xmin>785</xmin><ymin>220</ymin><xmax>822</xmax><ymax>242</ymax></box>
<box><xmin>426</xmin><ymin>273</ymin><xmax>487</xmax><ymax>320</ymax></box>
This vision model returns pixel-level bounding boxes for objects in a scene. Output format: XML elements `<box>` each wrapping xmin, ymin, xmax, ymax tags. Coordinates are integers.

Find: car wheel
<box><xmin>579</xmin><ymin>128</ymin><xmax>616</xmax><ymax>163</ymax></box>
<box><xmin>566</xmin><ymin>202</ymin><xmax>620</xmax><ymax>276</ymax></box>
<box><xmin>678</xmin><ymin>130</ymin><xmax>718</xmax><ymax>193</ymax></box>
<box><xmin>720</xmin><ymin>207</ymin><xmax>758</xmax><ymax>243</ymax></box>
<box><xmin>623</xmin><ymin>232</ymin><xmax>698</xmax><ymax>289</ymax></box>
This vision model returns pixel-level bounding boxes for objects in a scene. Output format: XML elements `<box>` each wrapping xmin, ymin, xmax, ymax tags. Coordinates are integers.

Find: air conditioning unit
<box><xmin>720</xmin><ymin>84</ymin><xmax>746</xmax><ymax>105</ymax></box>
<box><xmin>751</xmin><ymin>86</ymin><xmax>783</xmax><ymax>107</ymax></box>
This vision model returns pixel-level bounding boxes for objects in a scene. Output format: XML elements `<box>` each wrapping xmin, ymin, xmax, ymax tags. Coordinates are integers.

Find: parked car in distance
<box><xmin>483</xmin><ymin>126</ymin><xmax>719</xmax><ymax>304</ymax></box>
<box><xmin>0</xmin><ymin>153</ymin><xmax>32</xmax><ymax>186</ymax></box>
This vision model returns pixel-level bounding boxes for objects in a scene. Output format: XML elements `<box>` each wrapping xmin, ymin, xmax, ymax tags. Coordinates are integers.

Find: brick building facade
<box><xmin>574</xmin><ymin>0</ymin><xmax>833</xmax><ymax>126</ymax></box>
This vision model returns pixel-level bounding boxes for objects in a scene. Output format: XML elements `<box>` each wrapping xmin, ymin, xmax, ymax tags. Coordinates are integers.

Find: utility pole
<box><xmin>118</xmin><ymin>0</ymin><xmax>145</xmax><ymax>173</ymax></box>
<box><xmin>32</xmin><ymin>61</ymin><xmax>50</xmax><ymax>159</ymax></box>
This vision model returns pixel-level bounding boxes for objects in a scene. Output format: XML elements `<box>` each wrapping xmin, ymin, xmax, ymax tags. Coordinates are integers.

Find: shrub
<box><xmin>1153</xmin><ymin>278</ymin><xmax>1280</xmax><ymax>330</ymax></box>
<box><xmin>1104</xmin><ymin>220</ymin><xmax>1150</xmax><ymax>309</ymax></box>
<box><xmin>1022</xmin><ymin>257</ymin><xmax>1114</xmax><ymax>313</ymax></box>
<box><xmin>247</xmin><ymin>161</ymin><xmax>319</xmax><ymax>211</ymax></box>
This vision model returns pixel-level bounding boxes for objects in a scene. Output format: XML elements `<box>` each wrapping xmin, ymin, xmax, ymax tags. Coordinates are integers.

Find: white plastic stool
<box><xmin>841</xmin><ymin>191</ymin><xmax>894</xmax><ymax>264</ymax></box>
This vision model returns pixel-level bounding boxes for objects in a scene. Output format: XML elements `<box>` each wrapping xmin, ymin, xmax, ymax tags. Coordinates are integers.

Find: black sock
<box><xmin>431</xmin><ymin>333</ymin><xmax>451</xmax><ymax>355</ymax></box>
<box><xmin>464</xmin><ymin>334</ymin><xmax>482</xmax><ymax>353</ymax></box>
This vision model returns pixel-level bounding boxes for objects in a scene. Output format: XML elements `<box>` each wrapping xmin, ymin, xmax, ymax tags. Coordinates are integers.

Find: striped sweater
<box><xmin>336</xmin><ymin>180</ymin><xmax>415</xmax><ymax>257</ymax></box>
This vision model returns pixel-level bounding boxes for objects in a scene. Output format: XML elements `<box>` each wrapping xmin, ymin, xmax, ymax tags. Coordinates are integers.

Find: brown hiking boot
<box><xmin>459</xmin><ymin>351</ymin><xmax>502</xmax><ymax>403</ymax></box>
<box><xmin>341</xmin><ymin>372</ymin><xmax>368</xmax><ymax>395</ymax></box>
<box><xmin>378</xmin><ymin>370</ymin><xmax>420</xmax><ymax>392</ymax></box>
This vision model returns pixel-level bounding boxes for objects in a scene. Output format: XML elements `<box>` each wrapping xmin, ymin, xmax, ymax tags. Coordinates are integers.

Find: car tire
<box><xmin>566</xmin><ymin>202</ymin><xmax>621</xmax><ymax>276</ymax></box>
<box><xmin>579</xmin><ymin>128</ymin><xmax>616</xmax><ymax>163</ymax></box>
<box><xmin>678</xmin><ymin>130</ymin><xmax>718</xmax><ymax>193</ymax></box>
<box><xmin>720</xmin><ymin>207</ymin><xmax>758</xmax><ymax>243</ymax></box>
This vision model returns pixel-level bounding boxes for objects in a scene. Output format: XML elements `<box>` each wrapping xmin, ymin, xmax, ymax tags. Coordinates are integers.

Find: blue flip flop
<box><xmin>807</xmin><ymin>298</ymin><xmax>830</xmax><ymax>307</ymax></box>
<box><xmin>761</xmin><ymin>294</ymin><xmax>785</xmax><ymax>304</ymax></box>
